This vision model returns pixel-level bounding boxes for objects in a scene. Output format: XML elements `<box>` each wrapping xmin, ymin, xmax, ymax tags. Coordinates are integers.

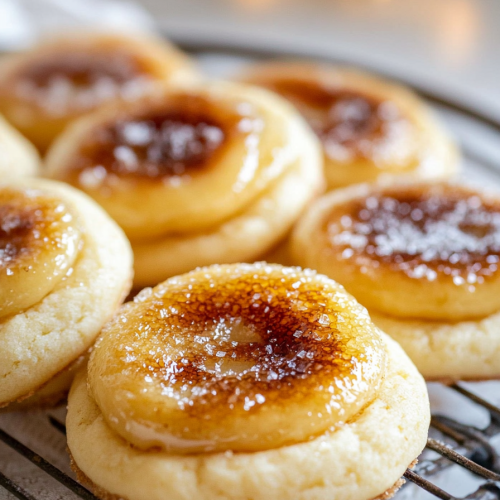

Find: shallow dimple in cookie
<box><xmin>68</xmin><ymin>95</ymin><xmax>242</xmax><ymax>186</ymax></box>
<box><xmin>325</xmin><ymin>185</ymin><xmax>500</xmax><ymax>287</ymax></box>
<box><xmin>0</xmin><ymin>186</ymin><xmax>82</xmax><ymax>318</ymax></box>
<box><xmin>90</xmin><ymin>264</ymin><xmax>385</xmax><ymax>453</ymax></box>
<box><xmin>264</xmin><ymin>79</ymin><xmax>409</xmax><ymax>163</ymax></box>
<box><xmin>10</xmin><ymin>51</ymin><xmax>152</xmax><ymax>114</ymax></box>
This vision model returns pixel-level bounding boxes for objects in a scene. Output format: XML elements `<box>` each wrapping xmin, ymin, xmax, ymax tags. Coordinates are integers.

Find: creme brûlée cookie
<box><xmin>0</xmin><ymin>32</ymin><xmax>197</xmax><ymax>152</ymax></box>
<box><xmin>46</xmin><ymin>82</ymin><xmax>324</xmax><ymax>287</ymax></box>
<box><xmin>0</xmin><ymin>178</ymin><xmax>133</xmax><ymax>408</ymax></box>
<box><xmin>239</xmin><ymin>62</ymin><xmax>459</xmax><ymax>190</ymax></box>
<box><xmin>291</xmin><ymin>182</ymin><xmax>500</xmax><ymax>380</ymax></box>
<box><xmin>67</xmin><ymin>263</ymin><xmax>429</xmax><ymax>500</ymax></box>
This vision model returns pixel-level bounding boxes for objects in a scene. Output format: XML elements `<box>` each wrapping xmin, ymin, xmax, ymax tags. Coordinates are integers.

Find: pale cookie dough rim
<box><xmin>0</xmin><ymin>115</ymin><xmax>40</xmax><ymax>178</ymax></box>
<box><xmin>0</xmin><ymin>352</ymin><xmax>88</xmax><ymax>412</ymax></box>
<box><xmin>370</xmin><ymin>308</ymin><xmax>500</xmax><ymax>381</ymax></box>
<box><xmin>132</xmin><ymin>112</ymin><xmax>324</xmax><ymax>286</ymax></box>
<box><xmin>6</xmin><ymin>267</ymin><xmax>132</xmax><ymax>410</ymax></box>
<box><xmin>66</xmin><ymin>333</ymin><xmax>429</xmax><ymax>500</ymax></box>
<box><xmin>68</xmin><ymin>455</ymin><xmax>416</xmax><ymax>500</ymax></box>
<box><xmin>0</xmin><ymin>179</ymin><xmax>133</xmax><ymax>407</ymax></box>
<box><xmin>1</xmin><ymin>268</ymin><xmax>128</xmax><ymax>411</ymax></box>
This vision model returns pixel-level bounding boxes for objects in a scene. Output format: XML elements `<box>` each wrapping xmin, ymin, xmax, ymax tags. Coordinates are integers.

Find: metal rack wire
<box><xmin>0</xmin><ymin>382</ymin><xmax>499</xmax><ymax>500</ymax></box>
<box><xmin>404</xmin><ymin>384</ymin><xmax>500</xmax><ymax>499</ymax></box>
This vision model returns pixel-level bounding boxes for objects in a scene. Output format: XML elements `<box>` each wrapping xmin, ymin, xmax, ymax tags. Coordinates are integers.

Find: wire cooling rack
<box><xmin>1</xmin><ymin>42</ymin><xmax>500</xmax><ymax>500</ymax></box>
<box><xmin>0</xmin><ymin>382</ymin><xmax>500</xmax><ymax>500</ymax></box>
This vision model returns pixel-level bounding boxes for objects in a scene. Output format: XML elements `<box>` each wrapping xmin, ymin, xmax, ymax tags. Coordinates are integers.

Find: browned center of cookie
<box><xmin>0</xmin><ymin>186</ymin><xmax>82</xmax><ymax>318</ymax></box>
<box><xmin>268</xmin><ymin>79</ymin><xmax>405</xmax><ymax>161</ymax></box>
<box><xmin>325</xmin><ymin>185</ymin><xmax>500</xmax><ymax>284</ymax></box>
<box><xmin>7</xmin><ymin>50</ymin><xmax>154</xmax><ymax>115</ymax></box>
<box><xmin>0</xmin><ymin>188</ymin><xmax>74</xmax><ymax>267</ymax></box>
<box><xmin>0</xmin><ymin>203</ymin><xmax>37</xmax><ymax>264</ymax></box>
<box><xmin>68</xmin><ymin>95</ymin><xmax>237</xmax><ymax>182</ymax></box>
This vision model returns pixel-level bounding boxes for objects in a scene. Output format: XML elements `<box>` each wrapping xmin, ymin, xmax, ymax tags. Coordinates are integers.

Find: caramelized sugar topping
<box><xmin>0</xmin><ymin>188</ymin><xmax>77</xmax><ymax>267</ymax></box>
<box><xmin>0</xmin><ymin>186</ymin><xmax>82</xmax><ymax>318</ymax></box>
<box><xmin>268</xmin><ymin>79</ymin><xmax>408</xmax><ymax>162</ymax></box>
<box><xmin>69</xmin><ymin>96</ymin><xmax>234</xmax><ymax>184</ymax></box>
<box><xmin>89</xmin><ymin>264</ymin><xmax>385</xmax><ymax>453</ymax></box>
<box><xmin>121</xmin><ymin>268</ymin><xmax>378</xmax><ymax>407</ymax></box>
<box><xmin>11</xmin><ymin>51</ymin><xmax>152</xmax><ymax>113</ymax></box>
<box><xmin>326</xmin><ymin>185</ymin><xmax>500</xmax><ymax>286</ymax></box>
<box><xmin>0</xmin><ymin>204</ymin><xmax>38</xmax><ymax>264</ymax></box>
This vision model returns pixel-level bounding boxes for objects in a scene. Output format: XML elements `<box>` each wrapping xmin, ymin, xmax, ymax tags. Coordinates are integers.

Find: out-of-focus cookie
<box><xmin>0</xmin><ymin>32</ymin><xmax>197</xmax><ymax>152</ymax></box>
<box><xmin>240</xmin><ymin>62</ymin><xmax>459</xmax><ymax>189</ymax></box>
<box><xmin>0</xmin><ymin>114</ymin><xmax>39</xmax><ymax>177</ymax></box>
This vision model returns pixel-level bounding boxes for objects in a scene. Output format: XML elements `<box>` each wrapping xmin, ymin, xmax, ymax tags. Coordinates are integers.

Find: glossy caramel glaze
<box><xmin>264</xmin><ymin>79</ymin><xmax>407</xmax><ymax>163</ymax></box>
<box><xmin>63</xmin><ymin>95</ymin><xmax>240</xmax><ymax>186</ymax></box>
<box><xmin>0</xmin><ymin>186</ymin><xmax>82</xmax><ymax>318</ymax></box>
<box><xmin>325</xmin><ymin>185</ymin><xmax>500</xmax><ymax>287</ymax></box>
<box><xmin>89</xmin><ymin>263</ymin><xmax>386</xmax><ymax>453</ymax></box>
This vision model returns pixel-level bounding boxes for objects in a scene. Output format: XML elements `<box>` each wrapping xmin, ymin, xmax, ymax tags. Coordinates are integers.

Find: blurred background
<box><xmin>1</xmin><ymin>0</ymin><xmax>499</xmax><ymax>118</ymax></box>
<box><xmin>142</xmin><ymin>0</ymin><xmax>500</xmax><ymax>120</ymax></box>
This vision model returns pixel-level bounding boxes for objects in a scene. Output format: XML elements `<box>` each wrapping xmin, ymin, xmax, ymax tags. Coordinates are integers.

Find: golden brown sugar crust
<box><xmin>239</xmin><ymin>62</ymin><xmax>459</xmax><ymax>189</ymax></box>
<box><xmin>323</xmin><ymin>183</ymin><xmax>500</xmax><ymax>283</ymax></box>
<box><xmin>61</xmin><ymin>94</ymin><xmax>238</xmax><ymax>183</ymax></box>
<box><xmin>15</xmin><ymin>49</ymin><xmax>151</xmax><ymax>102</ymax></box>
<box><xmin>0</xmin><ymin>188</ymin><xmax>77</xmax><ymax>267</ymax></box>
<box><xmin>89</xmin><ymin>264</ymin><xmax>386</xmax><ymax>453</ymax></box>
<box><xmin>259</xmin><ymin>78</ymin><xmax>406</xmax><ymax>164</ymax></box>
<box><xmin>291</xmin><ymin>182</ymin><xmax>500</xmax><ymax>321</ymax></box>
<box><xmin>67</xmin><ymin>333</ymin><xmax>429</xmax><ymax>500</ymax></box>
